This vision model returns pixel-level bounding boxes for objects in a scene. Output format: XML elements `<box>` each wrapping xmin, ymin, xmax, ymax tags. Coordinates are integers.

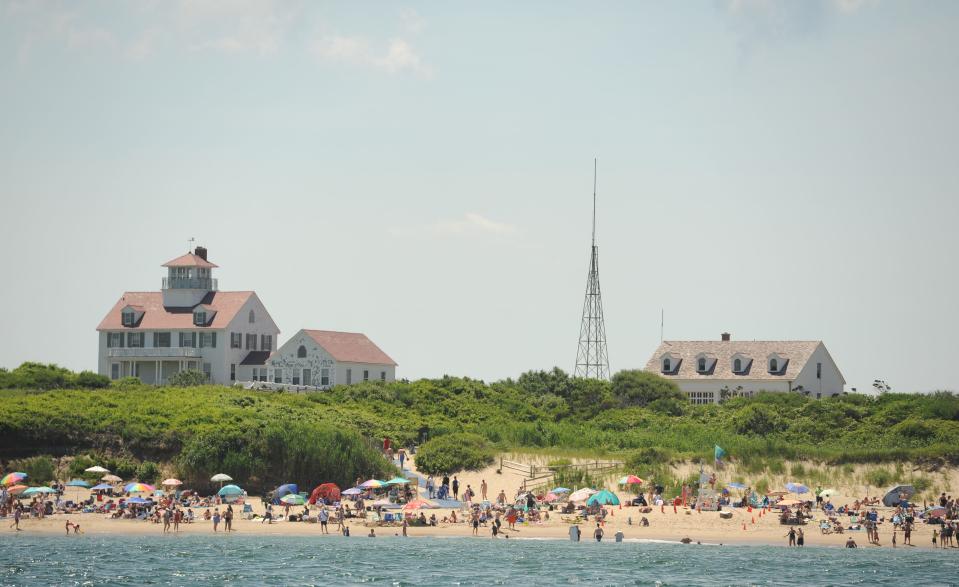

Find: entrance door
<box><xmin>303</xmin><ymin>369</ymin><xmax>311</xmax><ymax>386</ymax></box>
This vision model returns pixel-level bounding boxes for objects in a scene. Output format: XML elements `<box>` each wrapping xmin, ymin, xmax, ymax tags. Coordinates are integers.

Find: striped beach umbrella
<box><xmin>359</xmin><ymin>479</ymin><xmax>387</xmax><ymax>489</ymax></box>
<box><xmin>1</xmin><ymin>472</ymin><xmax>27</xmax><ymax>486</ymax></box>
<box><xmin>124</xmin><ymin>482</ymin><xmax>155</xmax><ymax>493</ymax></box>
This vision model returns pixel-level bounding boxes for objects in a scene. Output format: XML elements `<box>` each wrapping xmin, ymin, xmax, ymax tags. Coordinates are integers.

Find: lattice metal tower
<box><xmin>574</xmin><ymin>159</ymin><xmax>610</xmax><ymax>380</ymax></box>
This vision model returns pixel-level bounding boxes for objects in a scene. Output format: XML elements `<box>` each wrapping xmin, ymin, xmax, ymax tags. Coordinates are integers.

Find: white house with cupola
<box><xmin>238</xmin><ymin>329</ymin><xmax>397</xmax><ymax>389</ymax></box>
<box><xmin>644</xmin><ymin>333</ymin><xmax>845</xmax><ymax>404</ymax></box>
<box><xmin>97</xmin><ymin>247</ymin><xmax>280</xmax><ymax>385</ymax></box>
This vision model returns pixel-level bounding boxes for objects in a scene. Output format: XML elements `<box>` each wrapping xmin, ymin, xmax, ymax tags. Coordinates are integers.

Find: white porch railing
<box><xmin>107</xmin><ymin>348</ymin><xmax>203</xmax><ymax>358</ymax></box>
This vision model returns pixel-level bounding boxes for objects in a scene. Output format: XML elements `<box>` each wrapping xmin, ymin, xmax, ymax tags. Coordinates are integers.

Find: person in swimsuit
<box><xmin>594</xmin><ymin>524</ymin><xmax>604</xmax><ymax>542</ymax></box>
<box><xmin>796</xmin><ymin>528</ymin><xmax>804</xmax><ymax>547</ymax></box>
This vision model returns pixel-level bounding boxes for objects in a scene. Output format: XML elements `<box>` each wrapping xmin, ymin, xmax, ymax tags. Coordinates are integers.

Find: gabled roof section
<box><xmin>303</xmin><ymin>330</ymin><xmax>397</xmax><ymax>366</ymax></box>
<box><xmin>97</xmin><ymin>291</ymin><xmax>254</xmax><ymax>330</ymax></box>
<box><xmin>646</xmin><ymin>340</ymin><xmax>821</xmax><ymax>381</ymax></box>
<box><xmin>240</xmin><ymin>351</ymin><xmax>272</xmax><ymax>366</ymax></box>
<box><xmin>162</xmin><ymin>252</ymin><xmax>218</xmax><ymax>269</ymax></box>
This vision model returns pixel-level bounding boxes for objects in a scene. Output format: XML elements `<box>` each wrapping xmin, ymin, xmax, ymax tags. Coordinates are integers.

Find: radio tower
<box><xmin>574</xmin><ymin>158</ymin><xmax>610</xmax><ymax>379</ymax></box>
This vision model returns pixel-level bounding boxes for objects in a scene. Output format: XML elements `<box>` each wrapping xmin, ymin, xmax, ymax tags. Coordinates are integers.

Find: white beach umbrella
<box><xmin>569</xmin><ymin>488</ymin><xmax>597</xmax><ymax>503</ymax></box>
<box><xmin>211</xmin><ymin>473</ymin><xmax>232</xmax><ymax>487</ymax></box>
<box><xmin>101</xmin><ymin>474</ymin><xmax>122</xmax><ymax>483</ymax></box>
<box><xmin>85</xmin><ymin>466</ymin><xmax>110</xmax><ymax>474</ymax></box>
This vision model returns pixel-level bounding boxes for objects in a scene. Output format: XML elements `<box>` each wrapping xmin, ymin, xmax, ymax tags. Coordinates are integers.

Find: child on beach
<box><xmin>212</xmin><ymin>509</ymin><xmax>221</xmax><ymax>532</ymax></box>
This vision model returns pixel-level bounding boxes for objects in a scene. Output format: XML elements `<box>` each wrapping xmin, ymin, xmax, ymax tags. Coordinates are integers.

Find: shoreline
<box><xmin>5</xmin><ymin>513</ymin><xmax>949</xmax><ymax>551</ymax></box>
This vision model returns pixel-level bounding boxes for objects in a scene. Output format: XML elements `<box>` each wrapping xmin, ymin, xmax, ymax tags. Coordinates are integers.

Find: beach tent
<box><xmin>85</xmin><ymin>466</ymin><xmax>110</xmax><ymax>474</ymax></box>
<box><xmin>218</xmin><ymin>484</ymin><xmax>244</xmax><ymax>497</ymax></box>
<box><xmin>309</xmin><ymin>483</ymin><xmax>341</xmax><ymax>504</ymax></box>
<box><xmin>276</xmin><ymin>484</ymin><xmax>299</xmax><ymax>498</ymax></box>
<box><xmin>586</xmin><ymin>489</ymin><xmax>620</xmax><ymax>506</ymax></box>
<box><xmin>882</xmin><ymin>485</ymin><xmax>915</xmax><ymax>507</ymax></box>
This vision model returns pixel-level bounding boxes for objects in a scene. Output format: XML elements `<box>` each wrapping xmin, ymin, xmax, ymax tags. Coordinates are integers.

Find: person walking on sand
<box><xmin>212</xmin><ymin>509</ymin><xmax>221</xmax><ymax>532</ymax></box>
<box><xmin>398</xmin><ymin>448</ymin><xmax>406</xmax><ymax>471</ymax></box>
<box><xmin>481</xmin><ymin>480</ymin><xmax>488</xmax><ymax>501</ymax></box>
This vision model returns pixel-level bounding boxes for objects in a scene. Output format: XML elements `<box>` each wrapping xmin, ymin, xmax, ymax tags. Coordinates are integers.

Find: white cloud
<box><xmin>310</xmin><ymin>35</ymin><xmax>430</xmax><ymax>76</ymax></box>
<box><xmin>432</xmin><ymin>213</ymin><xmax>517</xmax><ymax>236</ymax></box>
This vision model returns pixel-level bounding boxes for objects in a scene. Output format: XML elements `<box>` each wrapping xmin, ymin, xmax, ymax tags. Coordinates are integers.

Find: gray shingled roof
<box><xmin>645</xmin><ymin>340</ymin><xmax>821</xmax><ymax>381</ymax></box>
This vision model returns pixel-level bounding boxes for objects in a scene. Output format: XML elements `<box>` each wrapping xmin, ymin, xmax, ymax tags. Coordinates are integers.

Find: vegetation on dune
<box><xmin>414</xmin><ymin>433</ymin><xmax>495</xmax><ymax>475</ymax></box>
<box><xmin>1</xmin><ymin>363</ymin><xmax>959</xmax><ymax>491</ymax></box>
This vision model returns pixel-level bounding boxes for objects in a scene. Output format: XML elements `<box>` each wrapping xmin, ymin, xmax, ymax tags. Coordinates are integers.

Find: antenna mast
<box><xmin>574</xmin><ymin>158</ymin><xmax>610</xmax><ymax>380</ymax></box>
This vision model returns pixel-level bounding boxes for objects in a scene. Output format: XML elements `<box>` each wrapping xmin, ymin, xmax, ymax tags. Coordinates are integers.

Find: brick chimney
<box><xmin>195</xmin><ymin>246</ymin><xmax>208</xmax><ymax>261</ymax></box>
<box><xmin>721</xmin><ymin>332</ymin><xmax>730</xmax><ymax>341</ymax></box>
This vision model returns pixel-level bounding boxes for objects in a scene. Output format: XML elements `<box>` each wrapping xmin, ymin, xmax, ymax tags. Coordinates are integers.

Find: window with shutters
<box><xmin>363</xmin><ymin>370</ymin><xmax>369</xmax><ymax>381</ymax></box>
<box><xmin>154</xmin><ymin>332</ymin><xmax>171</xmax><ymax>348</ymax></box>
<box><xmin>179</xmin><ymin>332</ymin><xmax>197</xmax><ymax>348</ymax></box>
<box><xmin>230</xmin><ymin>364</ymin><xmax>236</xmax><ymax>381</ymax></box>
<box><xmin>121</xmin><ymin>312</ymin><xmax>135</xmax><ymax>326</ymax></box>
<box><xmin>261</xmin><ymin>334</ymin><xmax>272</xmax><ymax>351</ymax></box>
<box><xmin>107</xmin><ymin>332</ymin><xmax>124</xmax><ymax>348</ymax></box>
<box><xmin>321</xmin><ymin>368</ymin><xmax>330</xmax><ymax>386</ymax></box>
<box><xmin>231</xmin><ymin>332</ymin><xmax>242</xmax><ymax>349</ymax></box>
<box><xmin>199</xmin><ymin>332</ymin><xmax>216</xmax><ymax>348</ymax></box>
<box><xmin>128</xmin><ymin>332</ymin><xmax>145</xmax><ymax>348</ymax></box>
<box><xmin>274</xmin><ymin>368</ymin><xmax>283</xmax><ymax>384</ymax></box>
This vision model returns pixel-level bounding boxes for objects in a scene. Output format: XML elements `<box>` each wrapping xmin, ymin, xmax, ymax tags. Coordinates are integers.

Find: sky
<box><xmin>0</xmin><ymin>0</ymin><xmax>957</xmax><ymax>393</ymax></box>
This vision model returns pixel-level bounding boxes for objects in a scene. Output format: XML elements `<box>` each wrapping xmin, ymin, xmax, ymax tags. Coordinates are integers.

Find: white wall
<box><xmin>792</xmin><ymin>343</ymin><xmax>845</xmax><ymax>398</ymax></box>
<box><xmin>673</xmin><ymin>379</ymin><xmax>791</xmax><ymax>395</ymax></box>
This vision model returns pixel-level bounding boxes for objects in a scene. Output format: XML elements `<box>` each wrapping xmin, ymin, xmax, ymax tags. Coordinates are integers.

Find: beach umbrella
<box><xmin>342</xmin><ymin>487</ymin><xmax>363</xmax><ymax>496</ymax></box>
<box><xmin>85</xmin><ymin>466</ymin><xmax>110</xmax><ymax>474</ymax></box>
<box><xmin>371</xmin><ymin>498</ymin><xmax>393</xmax><ymax>507</ymax></box>
<box><xmin>124</xmin><ymin>482</ymin><xmax>155</xmax><ymax>493</ymax></box>
<box><xmin>766</xmin><ymin>491</ymin><xmax>788</xmax><ymax>497</ymax></box>
<box><xmin>218</xmin><ymin>484</ymin><xmax>244</xmax><ymax>497</ymax></box>
<box><xmin>727</xmin><ymin>482</ymin><xmax>747</xmax><ymax>490</ymax></box>
<box><xmin>551</xmin><ymin>487</ymin><xmax>571</xmax><ymax>494</ymax></box>
<box><xmin>544</xmin><ymin>492</ymin><xmax>560</xmax><ymax>503</ymax></box>
<box><xmin>569</xmin><ymin>488</ymin><xmax>597</xmax><ymax>502</ymax></box>
<box><xmin>403</xmin><ymin>499</ymin><xmax>433</xmax><ymax>510</ymax></box>
<box><xmin>102</xmin><ymin>474</ymin><xmax>122</xmax><ymax>483</ymax></box>
<box><xmin>778</xmin><ymin>499</ymin><xmax>802</xmax><ymax>507</ymax></box>
<box><xmin>618</xmin><ymin>475</ymin><xmax>644</xmax><ymax>485</ymax></box>
<box><xmin>162</xmin><ymin>478</ymin><xmax>182</xmax><ymax>487</ymax></box>
<box><xmin>7</xmin><ymin>484</ymin><xmax>28</xmax><ymax>495</ymax></box>
<box><xmin>276</xmin><ymin>484</ymin><xmax>299</xmax><ymax>498</ymax></box>
<box><xmin>91</xmin><ymin>483</ymin><xmax>113</xmax><ymax>491</ymax></box>
<box><xmin>280</xmin><ymin>494</ymin><xmax>306</xmax><ymax>505</ymax></box>
<box><xmin>785</xmin><ymin>483</ymin><xmax>809</xmax><ymax>494</ymax></box>
<box><xmin>210</xmin><ymin>473</ymin><xmax>233</xmax><ymax>485</ymax></box>
<box><xmin>359</xmin><ymin>479</ymin><xmax>387</xmax><ymax>489</ymax></box>
<box><xmin>587</xmin><ymin>489</ymin><xmax>621</xmax><ymax>506</ymax></box>
<box><xmin>882</xmin><ymin>485</ymin><xmax>916</xmax><ymax>507</ymax></box>
<box><xmin>386</xmin><ymin>477</ymin><xmax>411</xmax><ymax>485</ymax></box>
<box><xmin>22</xmin><ymin>486</ymin><xmax>56</xmax><ymax>496</ymax></box>
<box><xmin>66</xmin><ymin>480</ymin><xmax>91</xmax><ymax>488</ymax></box>
<box><xmin>1</xmin><ymin>472</ymin><xmax>27</xmax><ymax>486</ymax></box>
<box><xmin>818</xmin><ymin>488</ymin><xmax>840</xmax><ymax>498</ymax></box>
<box><xmin>925</xmin><ymin>506</ymin><xmax>947</xmax><ymax>518</ymax></box>
<box><xmin>126</xmin><ymin>497</ymin><xmax>150</xmax><ymax>504</ymax></box>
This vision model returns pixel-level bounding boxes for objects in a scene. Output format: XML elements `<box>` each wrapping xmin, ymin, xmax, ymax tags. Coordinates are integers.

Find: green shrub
<box><xmin>611</xmin><ymin>370</ymin><xmax>684</xmax><ymax>407</ymax></box>
<box><xmin>415</xmin><ymin>433</ymin><xmax>494</xmax><ymax>475</ymax></box>
<box><xmin>732</xmin><ymin>404</ymin><xmax>785</xmax><ymax>435</ymax></box>
<box><xmin>865</xmin><ymin>468</ymin><xmax>894</xmax><ymax>488</ymax></box>
<box><xmin>9</xmin><ymin>455</ymin><xmax>56</xmax><ymax>485</ymax></box>
<box><xmin>169</xmin><ymin>370</ymin><xmax>207</xmax><ymax>387</ymax></box>
<box><xmin>75</xmin><ymin>371</ymin><xmax>111</xmax><ymax>389</ymax></box>
<box><xmin>754</xmin><ymin>477</ymin><xmax>770</xmax><ymax>494</ymax></box>
<box><xmin>625</xmin><ymin>447</ymin><xmax>675</xmax><ymax>469</ymax></box>
<box><xmin>136</xmin><ymin>461</ymin><xmax>160</xmax><ymax>483</ymax></box>
<box><xmin>790</xmin><ymin>463</ymin><xmax>808</xmax><ymax>478</ymax></box>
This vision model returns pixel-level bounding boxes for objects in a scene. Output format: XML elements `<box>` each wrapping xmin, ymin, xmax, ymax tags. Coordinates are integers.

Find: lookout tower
<box><xmin>161</xmin><ymin>246</ymin><xmax>219</xmax><ymax>307</ymax></box>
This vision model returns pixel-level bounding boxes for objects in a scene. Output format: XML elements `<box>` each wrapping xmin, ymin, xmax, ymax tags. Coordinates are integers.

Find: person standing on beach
<box><xmin>398</xmin><ymin>448</ymin><xmax>406</xmax><ymax>471</ymax></box>
<box><xmin>481</xmin><ymin>480</ymin><xmax>488</xmax><ymax>501</ymax></box>
<box><xmin>785</xmin><ymin>528</ymin><xmax>796</xmax><ymax>547</ymax></box>
<box><xmin>402</xmin><ymin>517</ymin><xmax>408</xmax><ymax>537</ymax></box>
<box><xmin>796</xmin><ymin>528</ymin><xmax>804</xmax><ymax>547</ymax></box>
<box><xmin>319</xmin><ymin>507</ymin><xmax>329</xmax><ymax>534</ymax></box>
<box><xmin>569</xmin><ymin>524</ymin><xmax>580</xmax><ymax>542</ymax></box>
<box><xmin>162</xmin><ymin>508</ymin><xmax>172</xmax><ymax>533</ymax></box>
<box><xmin>9</xmin><ymin>505</ymin><xmax>22</xmax><ymax>531</ymax></box>
<box><xmin>212</xmin><ymin>509</ymin><xmax>220</xmax><ymax>532</ymax></box>
<box><xmin>452</xmin><ymin>477</ymin><xmax>460</xmax><ymax>501</ymax></box>
<box><xmin>594</xmin><ymin>524</ymin><xmax>604</xmax><ymax>542</ymax></box>
<box><xmin>427</xmin><ymin>476</ymin><xmax>435</xmax><ymax>499</ymax></box>
<box><xmin>903</xmin><ymin>522</ymin><xmax>912</xmax><ymax>545</ymax></box>
<box><xmin>224</xmin><ymin>505</ymin><xmax>233</xmax><ymax>532</ymax></box>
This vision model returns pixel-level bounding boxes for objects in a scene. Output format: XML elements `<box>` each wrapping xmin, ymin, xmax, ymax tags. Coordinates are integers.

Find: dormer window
<box><xmin>697</xmin><ymin>357</ymin><xmax>706</xmax><ymax>372</ymax></box>
<box><xmin>733</xmin><ymin>358</ymin><xmax>742</xmax><ymax>373</ymax></box>
<box><xmin>193</xmin><ymin>311</ymin><xmax>206</xmax><ymax>326</ymax></box>
<box><xmin>769</xmin><ymin>358</ymin><xmax>778</xmax><ymax>373</ymax></box>
<box><xmin>121</xmin><ymin>311</ymin><xmax>135</xmax><ymax>326</ymax></box>
<box><xmin>663</xmin><ymin>358</ymin><xmax>671</xmax><ymax>373</ymax></box>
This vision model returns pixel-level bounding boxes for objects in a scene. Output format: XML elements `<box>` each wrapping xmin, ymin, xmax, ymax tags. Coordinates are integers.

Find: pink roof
<box><xmin>162</xmin><ymin>252</ymin><xmax>218</xmax><ymax>269</ymax></box>
<box><xmin>304</xmin><ymin>330</ymin><xmax>397</xmax><ymax>366</ymax></box>
<box><xmin>97</xmin><ymin>291</ymin><xmax>253</xmax><ymax>330</ymax></box>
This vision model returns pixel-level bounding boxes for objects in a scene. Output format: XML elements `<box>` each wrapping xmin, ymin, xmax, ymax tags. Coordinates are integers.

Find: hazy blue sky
<box><xmin>1</xmin><ymin>1</ymin><xmax>957</xmax><ymax>392</ymax></box>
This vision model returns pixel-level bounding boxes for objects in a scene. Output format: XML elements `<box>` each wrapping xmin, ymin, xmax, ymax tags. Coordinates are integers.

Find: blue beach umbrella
<box><xmin>587</xmin><ymin>489</ymin><xmax>621</xmax><ymax>506</ymax></box>
<box><xmin>126</xmin><ymin>497</ymin><xmax>150</xmax><ymax>504</ymax></box>
<box><xmin>551</xmin><ymin>487</ymin><xmax>571</xmax><ymax>494</ymax></box>
<box><xmin>727</xmin><ymin>482</ymin><xmax>747</xmax><ymax>490</ymax></box>
<box><xmin>785</xmin><ymin>483</ymin><xmax>809</xmax><ymax>494</ymax></box>
<box><xmin>276</xmin><ymin>484</ymin><xmax>298</xmax><ymax>497</ymax></box>
<box><xmin>218</xmin><ymin>484</ymin><xmax>244</xmax><ymax>497</ymax></box>
<box><xmin>66</xmin><ymin>480</ymin><xmax>91</xmax><ymax>488</ymax></box>
<box><xmin>91</xmin><ymin>483</ymin><xmax>113</xmax><ymax>491</ymax></box>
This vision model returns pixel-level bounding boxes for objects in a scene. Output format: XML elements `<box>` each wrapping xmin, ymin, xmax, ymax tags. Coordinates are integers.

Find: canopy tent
<box><xmin>586</xmin><ymin>489</ymin><xmax>620</xmax><ymax>506</ymax></box>
<box><xmin>309</xmin><ymin>483</ymin><xmax>341</xmax><ymax>504</ymax></box>
<box><xmin>883</xmin><ymin>485</ymin><xmax>915</xmax><ymax>507</ymax></box>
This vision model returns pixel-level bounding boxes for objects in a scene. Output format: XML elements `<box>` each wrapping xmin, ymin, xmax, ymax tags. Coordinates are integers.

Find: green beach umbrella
<box><xmin>386</xmin><ymin>477</ymin><xmax>411</xmax><ymax>485</ymax></box>
<box><xmin>218</xmin><ymin>484</ymin><xmax>244</xmax><ymax>497</ymax></box>
<box><xmin>586</xmin><ymin>489</ymin><xmax>620</xmax><ymax>506</ymax></box>
<box><xmin>280</xmin><ymin>494</ymin><xmax>306</xmax><ymax>505</ymax></box>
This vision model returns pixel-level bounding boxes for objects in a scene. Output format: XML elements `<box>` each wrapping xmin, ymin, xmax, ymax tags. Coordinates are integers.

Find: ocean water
<box><xmin>1</xmin><ymin>535</ymin><xmax>957</xmax><ymax>586</ymax></box>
